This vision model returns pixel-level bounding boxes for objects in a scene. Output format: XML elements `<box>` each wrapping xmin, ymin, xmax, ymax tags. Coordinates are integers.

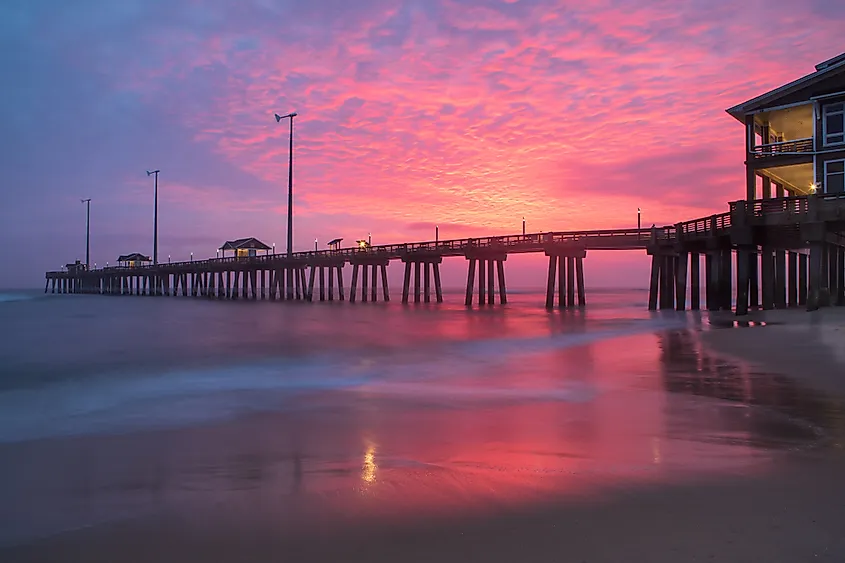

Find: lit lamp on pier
<box><xmin>638</xmin><ymin>208</ymin><xmax>642</xmax><ymax>237</ymax></box>
<box><xmin>810</xmin><ymin>182</ymin><xmax>819</xmax><ymax>194</ymax></box>
<box><xmin>190</xmin><ymin>252</ymin><xmax>193</xmax><ymax>262</ymax></box>
<box><xmin>368</xmin><ymin>232</ymin><xmax>372</xmax><ymax>246</ymax></box>
<box><xmin>522</xmin><ymin>216</ymin><xmax>526</xmax><ymax>236</ymax></box>
<box><xmin>168</xmin><ymin>254</ymin><xmax>171</xmax><ymax>264</ymax></box>
<box><xmin>272</xmin><ymin>242</ymin><xmax>276</xmax><ymax>254</ymax></box>
<box><xmin>436</xmin><ymin>225</ymin><xmax>439</xmax><ymax>243</ymax></box>
<box><xmin>315</xmin><ymin>238</ymin><xmax>318</xmax><ymax>252</ymax></box>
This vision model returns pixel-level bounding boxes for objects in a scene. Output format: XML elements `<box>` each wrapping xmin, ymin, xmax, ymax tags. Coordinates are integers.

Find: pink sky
<box><xmin>2</xmin><ymin>0</ymin><xmax>843</xmax><ymax>288</ymax></box>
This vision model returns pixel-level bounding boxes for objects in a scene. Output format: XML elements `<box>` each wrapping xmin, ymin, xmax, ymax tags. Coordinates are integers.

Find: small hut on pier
<box><xmin>117</xmin><ymin>253</ymin><xmax>152</xmax><ymax>267</ymax></box>
<box><xmin>219</xmin><ymin>237</ymin><xmax>272</xmax><ymax>258</ymax></box>
<box><xmin>327</xmin><ymin>238</ymin><xmax>343</xmax><ymax>251</ymax></box>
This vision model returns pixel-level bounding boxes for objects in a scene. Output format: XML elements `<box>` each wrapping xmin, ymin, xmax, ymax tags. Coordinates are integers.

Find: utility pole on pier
<box><xmin>81</xmin><ymin>198</ymin><xmax>91</xmax><ymax>269</ymax></box>
<box><xmin>274</xmin><ymin>112</ymin><xmax>297</xmax><ymax>256</ymax></box>
<box><xmin>146</xmin><ymin>169</ymin><xmax>160</xmax><ymax>265</ymax></box>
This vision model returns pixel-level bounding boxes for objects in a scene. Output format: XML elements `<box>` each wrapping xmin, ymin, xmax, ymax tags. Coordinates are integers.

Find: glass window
<box><xmin>826</xmin><ymin>159</ymin><xmax>845</xmax><ymax>193</ymax></box>
<box><xmin>824</xmin><ymin>103</ymin><xmax>845</xmax><ymax>145</ymax></box>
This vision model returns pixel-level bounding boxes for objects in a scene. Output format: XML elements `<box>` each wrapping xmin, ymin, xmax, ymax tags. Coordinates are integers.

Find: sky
<box><xmin>1</xmin><ymin>0</ymin><xmax>843</xmax><ymax>289</ymax></box>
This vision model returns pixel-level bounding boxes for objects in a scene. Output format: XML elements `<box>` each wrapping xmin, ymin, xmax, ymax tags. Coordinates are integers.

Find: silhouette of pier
<box><xmin>43</xmin><ymin>193</ymin><xmax>845</xmax><ymax>313</ymax></box>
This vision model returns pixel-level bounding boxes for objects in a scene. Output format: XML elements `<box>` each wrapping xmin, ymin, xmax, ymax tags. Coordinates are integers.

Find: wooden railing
<box><xmin>47</xmin><ymin>227</ymin><xmax>672</xmax><ymax>276</ymax></box>
<box><xmin>677</xmin><ymin>212</ymin><xmax>731</xmax><ymax>239</ymax></box>
<box><xmin>750</xmin><ymin>138</ymin><xmax>813</xmax><ymax>159</ymax></box>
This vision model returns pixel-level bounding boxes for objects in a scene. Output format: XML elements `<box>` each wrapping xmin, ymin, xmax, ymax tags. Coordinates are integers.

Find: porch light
<box><xmin>810</xmin><ymin>182</ymin><xmax>819</xmax><ymax>193</ymax></box>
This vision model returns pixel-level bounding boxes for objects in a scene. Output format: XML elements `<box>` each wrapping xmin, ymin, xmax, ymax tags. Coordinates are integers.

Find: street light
<box><xmin>315</xmin><ymin>238</ymin><xmax>318</xmax><ymax>252</ymax></box>
<box><xmin>638</xmin><ymin>208</ymin><xmax>641</xmax><ymax>237</ymax></box>
<box><xmin>80</xmin><ymin>198</ymin><xmax>91</xmax><ymax>269</ymax></box>
<box><xmin>274</xmin><ymin>112</ymin><xmax>297</xmax><ymax>257</ymax></box>
<box><xmin>190</xmin><ymin>252</ymin><xmax>193</xmax><ymax>262</ymax></box>
<box><xmin>146</xmin><ymin>169</ymin><xmax>160</xmax><ymax>265</ymax></box>
<box><xmin>272</xmin><ymin>242</ymin><xmax>276</xmax><ymax>254</ymax></box>
<box><xmin>522</xmin><ymin>216</ymin><xmax>526</xmax><ymax>236</ymax></box>
<box><xmin>436</xmin><ymin>225</ymin><xmax>439</xmax><ymax>243</ymax></box>
<box><xmin>168</xmin><ymin>254</ymin><xmax>171</xmax><ymax>264</ymax></box>
<box><xmin>368</xmin><ymin>232</ymin><xmax>372</xmax><ymax>246</ymax></box>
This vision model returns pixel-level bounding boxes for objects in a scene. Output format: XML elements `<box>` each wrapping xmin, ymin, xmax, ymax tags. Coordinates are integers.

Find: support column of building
<box><xmin>807</xmin><ymin>243</ymin><xmax>829</xmax><ymax>311</ymax></box>
<box><xmin>787</xmin><ymin>252</ymin><xmax>798</xmax><ymax>307</ymax></box>
<box><xmin>774</xmin><ymin>250</ymin><xmax>787</xmax><ymax>308</ymax></box>
<box><xmin>720</xmin><ymin>248</ymin><xmax>733</xmax><ymax>311</ymax></box>
<box><xmin>838</xmin><ymin>248</ymin><xmax>845</xmax><ymax>306</ymax></box>
<box><xmin>749</xmin><ymin>249</ymin><xmax>759</xmax><ymax>309</ymax></box>
<box><xmin>690</xmin><ymin>253</ymin><xmax>701</xmax><ymax>310</ymax></box>
<box><xmin>676</xmin><ymin>252</ymin><xmax>689</xmax><ymax>311</ymax></box>
<box><xmin>736</xmin><ymin>247</ymin><xmax>753</xmax><ymax>316</ymax></box>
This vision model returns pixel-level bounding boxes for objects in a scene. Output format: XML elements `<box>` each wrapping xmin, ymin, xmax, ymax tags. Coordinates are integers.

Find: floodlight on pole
<box><xmin>146</xmin><ymin>169</ymin><xmax>160</xmax><ymax>265</ymax></box>
<box><xmin>80</xmin><ymin>198</ymin><xmax>91</xmax><ymax>269</ymax></box>
<box><xmin>274</xmin><ymin>112</ymin><xmax>297</xmax><ymax>258</ymax></box>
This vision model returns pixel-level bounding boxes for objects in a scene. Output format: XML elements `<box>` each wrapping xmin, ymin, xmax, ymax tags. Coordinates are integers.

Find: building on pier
<box><xmin>116</xmin><ymin>253</ymin><xmax>152</xmax><ymax>267</ymax></box>
<box><xmin>727</xmin><ymin>51</ymin><xmax>845</xmax><ymax>198</ymax></box>
<box><xmin>219</xmin><ymin>237</ymin><xmax>272</xmax><ymax>258</ymax></box>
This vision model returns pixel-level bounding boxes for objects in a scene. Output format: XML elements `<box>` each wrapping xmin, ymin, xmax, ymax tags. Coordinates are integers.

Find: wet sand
<box><xmin>5</xmin><ymin>314</ymin><xmax>845</xmax><ymax>562</ymax></box>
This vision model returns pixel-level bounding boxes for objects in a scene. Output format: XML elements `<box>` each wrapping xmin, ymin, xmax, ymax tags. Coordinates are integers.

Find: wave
<box><xmin>0</xmin><ymin>315</ymin><xmax>684</xmax><ymax>443</ymax></box>
<box><xmin>0</xmin><ymin>292</ymin><xmax>37</xmax><ymax>303</ymax></box>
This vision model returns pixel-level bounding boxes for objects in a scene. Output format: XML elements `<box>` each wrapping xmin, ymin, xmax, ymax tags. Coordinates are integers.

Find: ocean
<box><xmin>0</xmin><ymin>288</ymin><xmax>829</xmax><ymax>545</ymax></box>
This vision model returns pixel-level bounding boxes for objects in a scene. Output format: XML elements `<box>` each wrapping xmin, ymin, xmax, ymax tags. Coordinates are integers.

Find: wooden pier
<box><xmin>43</xmin><ymin>193</ymin><xmax>845</xmax><ymax>314</ymax></box>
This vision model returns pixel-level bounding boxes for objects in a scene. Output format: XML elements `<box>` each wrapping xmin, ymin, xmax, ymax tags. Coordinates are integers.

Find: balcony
<box><xmin>750</xmin><ymin>138</ymin><xmax>814</xmax><ymax>159</ymax></box>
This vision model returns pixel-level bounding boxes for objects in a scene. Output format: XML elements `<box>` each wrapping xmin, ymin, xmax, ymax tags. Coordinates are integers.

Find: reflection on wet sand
<box><xmin>658</xmin><ymin>328</ymin><xmax>845</xmax><ymax>447</ymax></box>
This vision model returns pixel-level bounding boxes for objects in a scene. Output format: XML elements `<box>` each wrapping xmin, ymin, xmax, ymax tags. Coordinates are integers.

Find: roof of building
<box><xmin>327</xmin><ymin>238</ymin><xmax>343</xmax><ymax>246</ymax></box>
<box><xmin>219</xmin><ymin>237</ymin><xmax>272</xmax><ymax>251</ymax></box>
<box><xmin>117</xmin><ymin>253</ymin><xmax>152</xmax><ymax>262</ymax></box>
<box><xmin>726</xmin><ymin>51</ymin><xmax>845</xmax><ymax>121</ymax></box>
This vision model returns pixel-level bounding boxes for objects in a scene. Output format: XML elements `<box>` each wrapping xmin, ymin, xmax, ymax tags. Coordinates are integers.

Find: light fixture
<box><xmin>810</xmin><ymin>182</ymin><xmax>819</xmax><ymax>193</ymax></box>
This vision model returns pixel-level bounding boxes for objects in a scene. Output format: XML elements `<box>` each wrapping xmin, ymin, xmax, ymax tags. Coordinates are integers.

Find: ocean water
<box><xmin>0</xmin><ymin>288</ymin><xmax>834</xmax><ymax>545</ymax></box>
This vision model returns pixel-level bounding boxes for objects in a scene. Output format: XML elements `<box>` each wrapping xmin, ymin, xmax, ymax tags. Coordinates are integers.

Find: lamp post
<box><xmin>274</xmin><ymin>112</ymin><xmax>297</xmax><ymax>256</ymax></box>
<box><xmin>272</xmin><ymin>242</ymin><xmax>276</xmax><ymax>254</ymax></box>
<box><xmin>314</xmin><ymin>238</ymin><xmax>318</xmax><ymax>252</ymax></box>
<box><xmin>436</xmin><ymin>225</ymin><xmax>439</xmax><ymax>243</ymax></box>
<box><xmin>80</xmin><ymin>198</ymin><xmax>91</xmax><ymax>269</ymax></box>
<box><xmin>637</xmin><ymin>208</ymin><xmax>641</xmax><ymax>238</ymax></box>
<box><xmin>146</xmin><ymin>170</ymin><xmax>160</xmax><ymax>265</ymax></box>
<box><xmin>522</xmin><ymin>216</ymin><xmax>526</xmax><ymax>236</ymax></box>
<box><xmin>168</xmin><ymin>254</ymin><xmax>171</xmax><ymax>264</ymax></box>
<box><xmin>190</xmin><ymin>252</ymin><xmax>193</xmax><ymax>262</ymax></box>
<box><xmin>368</xmin><ymin>232</ymin><xmax>371</xmax><ymax>246</ymax></box>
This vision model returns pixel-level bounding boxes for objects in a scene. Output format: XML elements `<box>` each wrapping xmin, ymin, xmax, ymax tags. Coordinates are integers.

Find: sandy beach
<box><xmin>3</xmin><ymin>304</ymin><xmax>845</xmax><ymax>562</ymax></box>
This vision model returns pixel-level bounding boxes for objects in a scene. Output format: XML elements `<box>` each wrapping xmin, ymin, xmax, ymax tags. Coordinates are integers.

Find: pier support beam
<box><xmin>690</xmin><ymin>253</ymin><xmax>700</xmax><ymax>310</ymax></box>
<box><xmin>544</xmin><ymin>245</ymin><xmax>585</xmax><ymax>309</ymax></box>
<box><xmin>465</xmin><ymin>253</ymin><xmax>507</xmax><ymax>307</ymax></box>
<box><xmin>349</xmin><ymin>259</ymin><xmax>389</xmax><ymax>303</ymax></box>
<box><xmin>401</xmin><ymin>255</ymin><xmax>442</xmax><ymax>304</ymax></box>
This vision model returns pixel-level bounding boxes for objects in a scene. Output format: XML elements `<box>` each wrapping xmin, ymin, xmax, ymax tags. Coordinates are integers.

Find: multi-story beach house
<box><xmin>727</xmin><ymin>52</ymin><xmax>845</xmax><ymax>199</ymax></box>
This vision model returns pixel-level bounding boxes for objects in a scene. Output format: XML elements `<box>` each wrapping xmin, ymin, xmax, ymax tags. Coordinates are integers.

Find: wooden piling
<box><xmin>381</xmin><ymin>264</ymin><xmax>389</xmax><ymax>302</ymax></box>
<box><xmin>466</xmin><ymin>258</ymin><xmax>477</xmax><ymax>307</ymax></box>
<box><xmin>648</xmin><ymin>255</ymin><xmax>659</xmax><ymax>311</ymax></box>
<box><xmin>496</xmin><ymin>260</ymin><xmax>506</xmax><ymax>305</ymax></box>
<box><xmin>487</xmin><ymin>259</ymin><xmax>494</xmax><ymax>305</ymax></box>
<box><xmin>371</xmin><ymin>264</ymin><xmax>378</xmax><ymax>302</ymax></box>
<box><xmin>402</xmin><ymin>262</ymin><xmax>412</xmax><ymax>304</ymax></box>
<box><xmin>478</xmin><ymin>258</ymin><xmax>486</xmax><ymax>305</ymax></box>
<box><xmin>350</xmin><ymin>264</ymin><xmax>359</xmax><ymax>303</ymax></box>
<box><xmin>424</xmin><ymin>262</ymin><xmax>431</xmax><ymax>303</ymax></box>
<box><xmin>567</xmin><ymin>257</ymin><xmax>576</xmax><ymax>308</ymax></box>
<box><xmin>676</xmin><ymin>252</ymin><xmax>688</xmax><ymax>311</ymax></box>
<box><xmin>690</xmin><ymin>253</ymin><xmax>700</xmax><ymax>310</ymax></box>
<box><xmin>434</xmin><ymin>262</ymin><xmax>444</xmax><ymax>303</ymax></box>
<box><xmin>557</xmin><ymin>255</ymin><xmax>565</xmax><ymax>307</ymax></box>
<box><xmin>338</xmin><ymin>266</ymin><xmax>345</xmax><ymax>301</ymax></box>
<box><xmin>576</xmin><ymin>258</ymin><xmax>585</xmax><ymax>307</ymax></box>
<box><xmin>545</xmin><ymin>255</ymin><xmax>557</xmax><ymax>309</ymax></box>
<box><xmin>414</xmin><ymin>261</ymin><xmax>421</xmax><ymax>304</ymax></box>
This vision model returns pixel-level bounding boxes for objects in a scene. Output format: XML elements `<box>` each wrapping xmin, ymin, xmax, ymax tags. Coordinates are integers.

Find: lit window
<box><xmin>825</xmin><ymin>159</ymin><xmax>845</xmax><ymax>193</ymax></box>
<box><xmin>823</xmin><ymin>102</ymin><xmax>844</xmax><ymax>146</ymax></box>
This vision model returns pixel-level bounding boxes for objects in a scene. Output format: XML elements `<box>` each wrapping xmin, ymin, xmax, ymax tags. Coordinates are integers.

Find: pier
<box><xmin>43</xmin><ymin>192</ymin><xmax>845</xmax><ymax>314</ymax></box>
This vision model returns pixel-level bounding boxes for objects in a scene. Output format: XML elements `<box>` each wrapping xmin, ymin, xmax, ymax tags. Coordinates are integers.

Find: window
<box><xmin>823</xmin><ymin>102</ymin><xmax>844</xmax><ymax>145</ymax></box>
<box><xmin>826</xmin><ymin>159</ymin><xmax>845</xmax><ymax>193</ymax></box>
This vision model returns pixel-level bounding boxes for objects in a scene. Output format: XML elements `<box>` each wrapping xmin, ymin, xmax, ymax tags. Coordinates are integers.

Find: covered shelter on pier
<box><xmin>116</xmin><ymin>253</ymin><xmax>152</xmax><ymax>267</ymax></box>
<box><xmin>219</xmin><ymin>237</ymin><xmax>272</xmax><ymax>258</ymax></box>
<box><xmin>327</xmin><ymin>238</ymin><xmax>343</xmax><ymax>251</ymax></box>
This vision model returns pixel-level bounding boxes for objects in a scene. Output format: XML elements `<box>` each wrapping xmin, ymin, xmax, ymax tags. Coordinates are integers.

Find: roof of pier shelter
<box><xmin>218</xmin><ymin>237</ymin><xmax>272</xmax><ymax>251</ymax></box>
<box><xmin>726</xmin><ymin>52</ymin><xmax>845</xmax><ymax>121</ymax></box>
<box><xmin>117</xmin><ymin>253</ymin><xmax>152</xmax><ymax>262</ymax></box>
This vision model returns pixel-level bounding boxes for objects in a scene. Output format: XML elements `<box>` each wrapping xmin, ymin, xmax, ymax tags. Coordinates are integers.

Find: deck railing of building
<box><xmin>750</xmin><ymin>138</ymin><xmax>814</xmax><ymax>158</ymax></box>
